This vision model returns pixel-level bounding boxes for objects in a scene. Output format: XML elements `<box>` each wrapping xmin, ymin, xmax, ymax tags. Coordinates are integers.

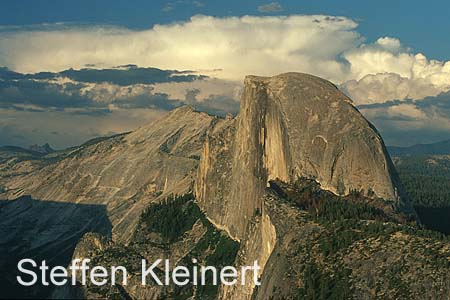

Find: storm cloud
<box><xmin>0</xmin><ymin>66</ymin><xmax>241</xmax><ymax>147</ymax></box>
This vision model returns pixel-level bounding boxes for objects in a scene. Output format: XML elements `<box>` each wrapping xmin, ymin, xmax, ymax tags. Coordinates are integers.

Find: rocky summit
<box><xmin>196</xmin><ymin>72</ymin><xmax>415</xmax><ymax>240</ymax></box>
<box><xmin>2</xmin><ymin>73</ymin><xmax>450</xmax><ymax>300</ymax></box>
<box><xmin>195</xmin><ymin>72</ymin><xmax>417</xmax><ymax>299</ymax></box>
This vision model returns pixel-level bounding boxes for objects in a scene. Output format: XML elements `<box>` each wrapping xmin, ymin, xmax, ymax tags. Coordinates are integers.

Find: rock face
<box><xmin>0</xmin><ymin>72</ymin><xmax>420</xmax><ymax>300</ymax></box>
<box><xmin>196</xmin><ymin>73</ymin><xmax>413</xmax><ymax>237</ymax></box>
<box><xmin>195</xmin><ymin>72</ymin><xmax>415</xmax><ymax>299</ymax></box>
<box><xmin>29</xmin><ymin>143</ymin><xmax>54</xmax><ymax>154</ymax></box>
<box><xmin>0</xmin><ymin>107</ymin><xmax>221</xmax><ymax>297</ymax></box>
<box><xmin>1</xmin><ymin>106</ymin><xmax>216</xmax><ymax>243</ymax></box>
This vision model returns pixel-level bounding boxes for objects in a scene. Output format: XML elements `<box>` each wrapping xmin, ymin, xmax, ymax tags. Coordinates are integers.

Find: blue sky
<box><xmin>1</xmin><ymin>0</ymin><xmax>449</xmax><ymax>60</ymax></box>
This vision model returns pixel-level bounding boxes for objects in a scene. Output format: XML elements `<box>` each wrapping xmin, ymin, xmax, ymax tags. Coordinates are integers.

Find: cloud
<box><xmin>151</xmin><ymin>77</ymin><xmax>242</xmax><ymax>116</ymax></box>
<box><xmin>0</xmin><ymin>65</ymin><xmax>205</xmax><ymax>85</ymax></box>
<box><xmin>0</xmin><ymin>77</ymin><xmax>93</xmax><ymax>109</ymax></box>
<box><xmin>0</xmin><ymin>67</ymin><xmax>195</xmax><ymax>112</ymax></box>
<box><xmin>193</xmin><ymin>1</ymin><xmax>204</xmax><ymax>8</ymax></box>
<box><xmin>0</xmin><ymin>107</ymin><xmax>167</xmax><ymax>149</ymax></box>
<box><xmin>1</xmin><ymin>15</ymin><xmax>449</xmax><ymax>103</ymax></box>
<box><xmin>58</xmin><ymin>66</ymin><xmax>206</xmax><ymax>85</ymax></box>
<box><xmin>358</xmin><ymin>91</ymin><xmax>450</xmax><ymax>146</ymax></box>
<box><xmin>152</xmin><ymin>77</ymin><xmax>242</xmax><ymax>103</ymax></box>
<box><xmin>340</xmin><ymin>37</ymin><xmax>450</xmax><ymax>103</ymax></box>
<box><xmin>0</xmin><ymin>15</ymin><xmax>359</xmax><ymax>82</ymax></box>
<box><xmin>182</xmin><ymin>88</ymin><xmax>240</xmax><ymax>116</ymax></box>
<box><xmin>257</xmin><ymin>2</ymin><xmax>284</xmax><ymax>13</ymax></box>
<box><xmin>162</xmin><ymin>4</ymin><xmax>175</xmax><ymax>12</ymax></box>
<box><xmin>340</xmin><ymin>73</ymin><xmax>444</xmax><ymax>104</ymax></box>
<box><xmin>1</xmin><ymin>15</ymin><xmax>450</xmax><ymax>146</ymax></box>
<box><xmin>162</xmin><ymin>0</ymin><xmax>204</xmax><ymax>12</ymax></box>
<box><xmin>0</xmin><ymin>66</ymin><xmax>241</xmax><ymax>147</ymax></box>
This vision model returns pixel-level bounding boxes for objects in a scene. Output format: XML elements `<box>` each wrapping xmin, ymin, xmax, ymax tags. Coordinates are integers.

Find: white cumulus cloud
<box><xmin>1</xmin><ymin>15</ymin><xmax>449</xmax><ymax>105</ymax></box>
<box><xmin>0</xmin><ymin>15</ymin><xmax>359</xmax><ymax>82</ymax></box>
<box><xmin>341</xmin><ymin>73</ymin><xmax>445</xmax><ymax>104</ymax></box>
<box><xmin>342</xmin><ymin>37</ymin><xmax>450</xmax><ymax>103</ymax></box>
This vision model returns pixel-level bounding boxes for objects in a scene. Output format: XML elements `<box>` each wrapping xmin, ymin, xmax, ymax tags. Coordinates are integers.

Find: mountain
<box><xmin>196</xmin><ymin>73</ymin><xmax>415</xmax><ymax>236</ymax></box>
<box><xmin>0</xmin><ymin>145</ymin><xmax>52</xmax><ymax>181</ymax></box>
<box><xmin>1</xmin><ymin>106</ymin><xmax>216</xmax><ymax>244</ymax></box>
<box><xmin>0</xmin><ymin>145</ymin><xmax>44</xmax><ymax>159</ymax></box>
<box><xmin>0</xmin><ymin>106</ymin><xmax>220</xmax><ymax>298</ymax></box>
<box><xmin>388</xmin><ymin>139</ymin><xmax>450</xmax><ymax>156</ymax></box>
<box><xmin>195</xmin><ymin>73</ymin><xmax>416</xmax><ymax>299</ymax></box>
<box><xmin>28</xmin><ymin>143</ymin><xmax>54</xmax><ymax>154</ymax></box>
<box><xmin>2</xmin><ymin>73</ymin><xmax>450</xmax><ymax>300</ymax></box>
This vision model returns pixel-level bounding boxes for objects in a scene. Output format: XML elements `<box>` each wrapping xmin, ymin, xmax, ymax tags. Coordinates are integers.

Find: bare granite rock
<box><xmin>0</xmin><ymin>106</ymin><xmax>229</xmax><ymax>298</ymax></box>
<box><xmin>1</xmin><ymin>106</ymin><xmax>217</xmax><ymax>243</ymax></box>
<box><xmin>195</xmin><ymin>72</ymin><xmax>416</xmax><ymax>299</ymax></box>
<box><xmin>196</xmin><ymin>72</ymin><xmax>414</xmax><ymax>237</ymax></box>
<box><xmin>0</xmin><ymin>73</ymin><xmax>421</xmax><ymax>300</ymax></box>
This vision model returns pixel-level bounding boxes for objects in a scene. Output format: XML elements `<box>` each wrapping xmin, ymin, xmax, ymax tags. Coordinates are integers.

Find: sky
<box><xmin>0</xmin><ymin>0</ymin><xmax>450</xmax><ymax>148</ymax></box>
<box><xmin>2</xmin><ymin>0</ymin><xmax>449</xmax><ymax>60</ymax></box>
<box><xmin>1</xmin><ymin>0</ymin><xmax>449</xmax><ymax>60</ymax></box>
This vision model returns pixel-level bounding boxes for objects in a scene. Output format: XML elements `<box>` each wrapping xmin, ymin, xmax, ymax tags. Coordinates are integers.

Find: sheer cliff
<box><xmin>196</xmin><ymin>73</ymin><xmax>413</xmax><ymax>240</ymax></box>
<box><xmin>2</xmin><ymin>73</ymin><xmax>440</xmax><ymax>300</ymax></box>
<box><xmin>195</xmin><ymin>72</ymin><xmax>416</xmax><ymax>299</ymax></box>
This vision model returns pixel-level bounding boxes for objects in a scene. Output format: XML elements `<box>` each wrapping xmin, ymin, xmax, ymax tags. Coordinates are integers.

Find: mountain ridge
<box><xmin>388</xmin><ymin>139</ymin><xmax>450</xmax><ymax>156</ymax></box>
<box><xmin>3</xmin><ymin>73</ymin><xmax>446</xmax><ymax>300</ymax></box>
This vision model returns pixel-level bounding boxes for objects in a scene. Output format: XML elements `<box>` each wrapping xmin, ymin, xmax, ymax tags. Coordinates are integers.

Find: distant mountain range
<box><xmin>28</xmin><ymin>143</ymin><xmax>54</xmax><ymax>154</ymax></box>
<box><xmin>388</xmin><ymin>139</ymin><xmax>450</xmax><ymax>156</ymax></box>
<box><xmin>0</xmin><ymin>143</ymin><xmax>54</xmax><ymax>155</ymax></box>
<box><xmin>6</xmin><ymin>137</ymin><xmax>450</xmax><ymax>160</ymax></box>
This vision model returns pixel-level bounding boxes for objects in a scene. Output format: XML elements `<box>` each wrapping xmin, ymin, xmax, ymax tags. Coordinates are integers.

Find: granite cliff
<box><xmin>1</xmin><ymin>106</ymin><xmax>216</xmax><ymax>243</ymax></box>
<box><xmin>0</xmin><ymin>106</ymin><xmax>221</xmax><ymax>298</ymax></box>
<box><xmin>3</xmin><ymin>73</ymin><xmax>448</xmax><ymax>300</ymax></box>
<box><xmin>196</xmin><ymin>73</ymin><xmax>413</xmax><ymax>238</ymax></box>
<box><xmin>195</xmin><ymin>72</ymin><xmax>416</xmax><ymax>299</ymax></box>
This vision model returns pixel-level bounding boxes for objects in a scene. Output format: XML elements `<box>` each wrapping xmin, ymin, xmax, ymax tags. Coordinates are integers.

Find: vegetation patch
<box><xmin>269</xmin><ymin>177</ymin><xmax>450</xmax><ymax>299</ymax></box>
<box><xmin>139</xmin><ymin>193</ymin><xmax>201</xmax><ymax>243</ymax></box>
<box><xmin>393</xmin><ymin>154</ymin><xmax>450</xmax><ymax>234</ymax></box>
<box><xmin>84</xmin><ymin>193</ymin><xmax>239</xmax><ymax>300</ymax></box>
<box><xmin>269</xmin><ymin>178</ymin><xmax>406</xmax><ymax>224</ymax></box>
<box><xmin>394</xmin><ymin>155</ymin><xmax>450</xmax><ymax>208</ymax></box>
<box><xmin>297</xmin><ymin>262</ymin><xmax>353</xmax><ymax>300</ymax></box>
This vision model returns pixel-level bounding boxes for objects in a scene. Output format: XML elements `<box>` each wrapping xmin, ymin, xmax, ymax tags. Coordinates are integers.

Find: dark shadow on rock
<box><xmin>0</xmin><ymin>195</ymin><xmax>112</xmax><ymax>299</ymax></box>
